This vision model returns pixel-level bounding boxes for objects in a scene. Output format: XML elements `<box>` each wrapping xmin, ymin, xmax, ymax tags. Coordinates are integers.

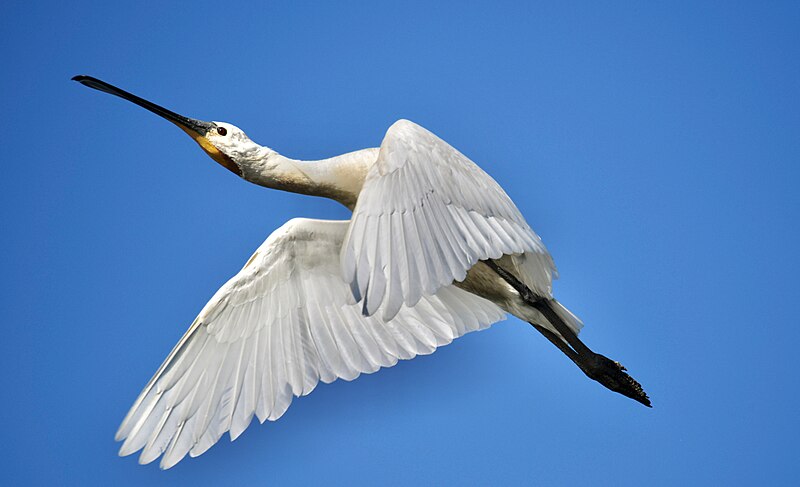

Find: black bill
<box><xmin>72</xmin><ymin>75</ymin><xmax>215</xmax><ymax>136</ymax></box>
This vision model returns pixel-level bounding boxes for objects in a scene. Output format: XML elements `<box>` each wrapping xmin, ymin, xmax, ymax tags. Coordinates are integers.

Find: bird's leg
<box><xmin>484</xmin><ymin>259</ymin><xmax>651</xmax><ymax>407</ymax></box>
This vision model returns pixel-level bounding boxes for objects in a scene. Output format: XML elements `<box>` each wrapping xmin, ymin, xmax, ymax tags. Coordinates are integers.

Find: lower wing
<box><xmin>116</xmin><ymin>218</ymin><xmax>507</xmax><ymax>469</ymax></box>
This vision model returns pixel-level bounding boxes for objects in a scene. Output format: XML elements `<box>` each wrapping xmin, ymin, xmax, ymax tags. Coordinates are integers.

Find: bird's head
<box><xmin>72</xmin><ymin>75</ymin><xmax>261</xmax><ymax>177</ymax></box>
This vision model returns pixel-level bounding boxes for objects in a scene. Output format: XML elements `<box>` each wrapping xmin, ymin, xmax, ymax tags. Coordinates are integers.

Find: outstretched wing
<box><xmin>342</xmin><ymin>119</ymin><xmax>557</xmax><ymax>320</ymax></box>
<box><xmin>116</xmin><ymin>218</ymin><xmax>506</xmax><ymax>469</ymax></box>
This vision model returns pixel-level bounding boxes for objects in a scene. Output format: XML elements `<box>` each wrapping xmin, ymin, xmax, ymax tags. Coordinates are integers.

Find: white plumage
<box><xmin>73</xmin><ymin>75</ymin><xmax>648</xmax><ymax>470</ymax></box>
<box><xmin>118</xmin><ymin>219</ymin><xmax>506</xmax><ymax>469</ymax></box>
<box><xmin>343</xmin><ymin>120</ymin><xmax>557</xmax><ymax>320</ymax></box>
<box><xmin>115</xmin><ymin>118</ymin><xmax>569</xmax><ymax>469</ymax></box>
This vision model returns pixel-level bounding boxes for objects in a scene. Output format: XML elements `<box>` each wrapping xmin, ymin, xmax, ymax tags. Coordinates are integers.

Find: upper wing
<box><xmin>342</xmin><ymin>119</ymin><xmax>557</xmax><ymax>320</ymax></box>
<box><xmin>116</xmin><ymin>218</ymin><xmax>506</xmax><ymax>469</ymax></box>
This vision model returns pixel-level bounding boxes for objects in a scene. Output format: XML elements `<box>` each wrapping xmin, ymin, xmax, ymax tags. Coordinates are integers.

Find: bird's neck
<box><xmin>240</xmin><ymin>147</ymin><xmax>377</xmax><ymax>209</ymax></box>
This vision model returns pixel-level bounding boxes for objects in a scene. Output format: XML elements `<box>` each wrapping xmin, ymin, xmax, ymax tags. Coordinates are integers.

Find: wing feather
<box><xmin>117</xmin><ymin>218</ymin><xmax>506</xmax><ymax>468</ymax></box>
<box><xmin>342</xmin><ymin>120</ymin><xmax>557</xmax><ymax>320</ymax></box>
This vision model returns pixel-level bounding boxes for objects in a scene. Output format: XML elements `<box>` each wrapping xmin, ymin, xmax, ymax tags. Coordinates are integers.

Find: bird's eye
<box><xmin>216</xmin><ymin>126</ymin><xmax>227</xmax><ymax>136</ymax></box>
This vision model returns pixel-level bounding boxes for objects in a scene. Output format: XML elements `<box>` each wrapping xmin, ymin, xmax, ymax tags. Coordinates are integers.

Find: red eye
<box><xmin>217</xmin><ymin>126</ymin><xmax>227</xmax><ymax>136</ymax></box>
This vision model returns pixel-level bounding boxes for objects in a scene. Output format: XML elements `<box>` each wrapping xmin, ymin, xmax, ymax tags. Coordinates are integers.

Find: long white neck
<box><xmin>239</xmin><ymin>146</ymin><xmax>379</xmax><ymax>209</ymax></box>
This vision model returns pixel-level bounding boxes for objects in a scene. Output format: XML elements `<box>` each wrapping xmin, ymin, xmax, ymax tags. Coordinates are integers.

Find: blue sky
<box><xmin>2</xmin><ymin>1</ymin><xmax>799</xmax><ymax>485</ymax></box>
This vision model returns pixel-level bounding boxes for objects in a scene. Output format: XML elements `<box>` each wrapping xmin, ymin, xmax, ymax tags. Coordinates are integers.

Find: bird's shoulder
<box><xmin>383</xmin><ymin>119</ymin><xmax>435</xmax><ymax>146</ymax></box>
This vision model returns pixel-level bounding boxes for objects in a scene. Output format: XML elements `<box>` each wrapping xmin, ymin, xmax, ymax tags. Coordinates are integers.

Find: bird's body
<box><xmin>73</xmin><ymin>75</ymin><xmax>649</xmax><ymax>470</ymax></box>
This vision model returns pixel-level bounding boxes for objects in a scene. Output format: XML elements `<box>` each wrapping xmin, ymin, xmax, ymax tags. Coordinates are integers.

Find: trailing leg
<box><xmin>484</xmin><ymin>259</ymin><xmax>651</xmax><ymax>407</ymax></box>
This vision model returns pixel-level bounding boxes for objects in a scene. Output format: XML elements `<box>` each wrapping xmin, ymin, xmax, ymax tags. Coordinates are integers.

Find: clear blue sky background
<box><xmin>2</xmin><ymin>1</ymin><xmax>798</xmax><ymax>485</ymax></box>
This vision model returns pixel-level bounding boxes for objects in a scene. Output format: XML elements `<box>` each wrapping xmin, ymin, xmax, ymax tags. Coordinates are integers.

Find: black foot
<box><xmin>580</xmin><ymin>353</ymin><xmax>651</xmax><ymax>407</ymax></box>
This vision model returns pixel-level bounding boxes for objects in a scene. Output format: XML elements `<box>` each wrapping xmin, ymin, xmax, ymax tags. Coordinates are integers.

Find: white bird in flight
<box><xmin>74</xmin><ymin>75</ymin><xmax>650</xmax><ymax>469</ymax></box>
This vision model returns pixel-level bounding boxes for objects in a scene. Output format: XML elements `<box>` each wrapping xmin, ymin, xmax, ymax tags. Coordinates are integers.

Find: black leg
<box><xmin>484</xmin><ymin>259</ymin><xmax>651</xmax><ymax>407</ymax></box>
